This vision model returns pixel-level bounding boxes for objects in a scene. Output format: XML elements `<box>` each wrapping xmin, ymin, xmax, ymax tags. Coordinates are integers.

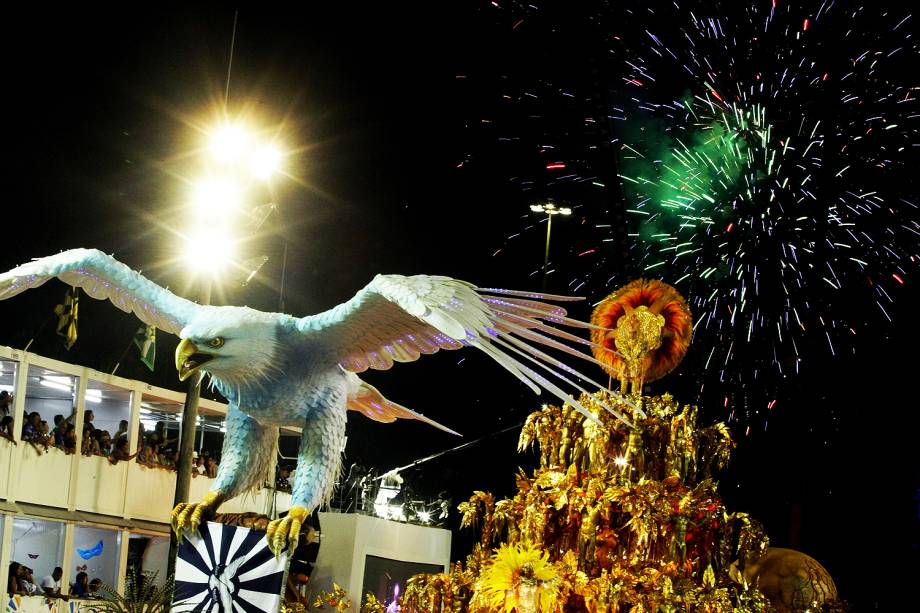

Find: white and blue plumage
<box><xmin>0</xmin><ymin>248</ymin><xmax>631</xmax><ymax>554</ymax></box>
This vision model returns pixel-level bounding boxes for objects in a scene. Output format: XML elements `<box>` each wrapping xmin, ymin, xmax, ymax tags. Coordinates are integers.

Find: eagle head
<box><xmin>175</xmin><ymin>306</ymin><xmax>280</xmax><ymax>386</ymax></box>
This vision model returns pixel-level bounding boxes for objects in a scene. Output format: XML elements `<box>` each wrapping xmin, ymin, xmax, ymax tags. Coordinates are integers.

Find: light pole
<box><xmin>168</xmin><ymin>280</ymin><xmax>211</xmax><ymax>578</ymax></box>
<box><xmin>530</xmin><ymin>201</ymin><xmax>572</xmax><ymax>292</ymax></box>
<box><xmin>166</xmin><ymin>120</ymin><xmax>284</xmax><ymax>581</ymax></box>
<box><xmin>246</xmin><ymin>175</ymin><xmax>289</xmax><ymax>312</ymax></box>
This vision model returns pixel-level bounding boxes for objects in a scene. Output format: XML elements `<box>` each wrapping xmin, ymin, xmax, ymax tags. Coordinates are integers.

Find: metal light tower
<box><xmin>530</xmin><ymin>201</ymin><xmax>572</xmax><ymax>291</ymax></box>
<box><xmin>167</xmin><ymin>118</ymin><xmax>284</xmax><ymax>581</ymax></box>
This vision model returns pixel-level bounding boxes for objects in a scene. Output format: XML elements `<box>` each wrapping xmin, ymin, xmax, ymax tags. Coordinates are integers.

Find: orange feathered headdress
<box><xmin>590</xmin><ymin>279</ymin><xmax>693</xmax><ymax>387</ymax></box>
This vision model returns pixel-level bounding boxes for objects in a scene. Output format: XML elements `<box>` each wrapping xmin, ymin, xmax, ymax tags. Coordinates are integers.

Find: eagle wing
<box><xmin>297</xmin><ymin>274</ymin><xmax>634</xmax><ymax>426</ymax></box>
<box><xmin>0</xmin><ymin>248</ymin><xmax>201</xmax><ymax>335</ymax></box>
<box><xmin>346</xmin><ymin>376</ymin><xmax>461</xmax><ymax>436</ymax></box>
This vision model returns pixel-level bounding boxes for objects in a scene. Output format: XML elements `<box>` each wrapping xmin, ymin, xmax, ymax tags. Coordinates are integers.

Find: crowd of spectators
<box><xmin>190</xmin><ymin>449</ymin><xmax>219</xmax><ymax>478</ymax></box>
<box><xmin>1</xmin><ymin>395</ymin><xmax>221</xmax><ymax>475</ymax></box>
<box><xmin>136</xmin><ymin>420</ymin><xmax>215</xmax><ymax>476</ymax></box>
<box><xmin>8</xmin><ymin>408</ymin><xmax>124</xmax><ymax>462</ymax></box>
<box><xmin>6</xmin><ymin>564</ymin><xmax>104</xmax><ymax>601</ymax></box>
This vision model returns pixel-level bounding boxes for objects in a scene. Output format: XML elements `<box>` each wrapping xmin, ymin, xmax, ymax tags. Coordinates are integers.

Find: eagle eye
<box><xmin>207</xmin><ymin>337</ymin><xmax>225</xmax><ymax>349</ymax></box>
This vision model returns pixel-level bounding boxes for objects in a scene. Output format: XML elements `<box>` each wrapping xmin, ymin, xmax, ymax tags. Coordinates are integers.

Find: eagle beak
<box><xmin>176</xmin><ymin>339</ymin><xmax>215</xmax><ymax>381</ymax></box>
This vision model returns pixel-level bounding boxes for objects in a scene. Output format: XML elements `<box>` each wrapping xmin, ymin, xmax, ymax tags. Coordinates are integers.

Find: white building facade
<box><xmin>0</xmin><ymin>345</ymin><xmax>292</xmax><ymax>611</ymax></box>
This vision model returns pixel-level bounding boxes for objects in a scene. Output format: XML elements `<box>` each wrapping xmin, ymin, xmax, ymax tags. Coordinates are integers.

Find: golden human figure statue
<box><xmin>610</xmin><ymin>304</ymin><xmax>667</xmax><ymax>393</ymax></box>
<box><xmin>591</xmin><ymin>279</ymin><xmax>693</xmax><ymax>395</ymax></box>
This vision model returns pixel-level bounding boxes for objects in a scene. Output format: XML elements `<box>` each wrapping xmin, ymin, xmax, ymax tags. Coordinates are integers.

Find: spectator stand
<box><xmin>0</xmin><ymin>344</ymin><xmax>295</xmax><ymax>606</ymax></box>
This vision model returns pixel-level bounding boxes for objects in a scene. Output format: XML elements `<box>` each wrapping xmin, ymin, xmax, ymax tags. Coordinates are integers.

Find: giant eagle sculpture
<box><xmin>0</xmin><ymin>249</ymin><xmax>632</xmax><ymax>554</ymax></box>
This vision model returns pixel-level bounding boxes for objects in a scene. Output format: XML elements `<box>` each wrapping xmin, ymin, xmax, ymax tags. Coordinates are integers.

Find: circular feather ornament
<box><xmin>590</xmin><ymin>279</ymin><xmax>692</xmax><ymax>393</ymax></box>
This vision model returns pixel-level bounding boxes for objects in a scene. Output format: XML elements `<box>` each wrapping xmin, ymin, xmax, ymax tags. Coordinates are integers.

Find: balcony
<box><xmin>0</xmin><ymin>345</ymin><xmax>293</xmax><ymax>603</ymax></box>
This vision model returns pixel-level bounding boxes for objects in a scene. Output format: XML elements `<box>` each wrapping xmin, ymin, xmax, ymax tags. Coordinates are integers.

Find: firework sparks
<box><xmin>610</xmin><ymin>1</ymin><xmax>918</xmax><ymax>401</ymax></box>
<box><xmin>456</xmin><ymin>1</ymin><xmax>918</xmax><ymax>426</ymax></box>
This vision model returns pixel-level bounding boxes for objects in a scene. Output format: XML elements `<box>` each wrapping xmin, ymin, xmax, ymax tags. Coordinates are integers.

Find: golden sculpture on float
<box><xmin>589</xmin><ymin>279</ymin><xmax>694</xmax><ymax>395</ymax></box>
<box><xmin>357</xmin><ymin>280</ymin><xmax>843</xmax><ymax>613</ymax></box>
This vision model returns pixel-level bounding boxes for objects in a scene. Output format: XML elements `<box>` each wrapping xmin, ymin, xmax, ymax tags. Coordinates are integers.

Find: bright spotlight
<box><xmin>249</xmin><ymin>144</ymin><xmax>283</xmax><ymax>180</ymax></box>
<box><xmin>184</xmin><ymin>229</ymin><xmax>235</xmax><ymax>273</ymax></box>
<box><xmin>209</xmin><ymin>124</ymin><xmax>249</xmax><ymax>163</ymax></box>
<box><xmin>192</xmin><ymin>177</ymin><xmax>242</xmax><ymax>216</ymax></box>
<box><xmin>530</xmin><ymin>202</ymin><xmax>572</xmax><ymax>215</ymax></box>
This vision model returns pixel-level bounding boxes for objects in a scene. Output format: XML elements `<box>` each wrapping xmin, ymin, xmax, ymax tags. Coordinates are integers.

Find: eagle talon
<box><xmin>171</xmin><ymin>491</ymin><xmax>223</xmax><ymax>538</ymax></box>
<box><xmin>266</xmin><ymin>506</ymin><xmax>308</xmax><ymax>558</ymax></box>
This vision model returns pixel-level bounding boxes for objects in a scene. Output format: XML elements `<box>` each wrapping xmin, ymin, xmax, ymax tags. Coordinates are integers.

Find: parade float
<box><xmin>379</xmin><ymin>280</ymin><xmax>843</xmax><ymax>613</ymax></box>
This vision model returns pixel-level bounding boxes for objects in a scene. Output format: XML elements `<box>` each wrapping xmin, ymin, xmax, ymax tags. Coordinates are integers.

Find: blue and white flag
<box><xmin>173</xmin><ymin>521</ymin><xmax>287</xmax><ymax>612</ymax></box>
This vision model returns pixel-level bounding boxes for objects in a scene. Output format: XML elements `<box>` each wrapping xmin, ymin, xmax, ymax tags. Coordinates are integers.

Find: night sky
<box><xmin>2</xmin><ymin>3</ymin><xmax>918</xmax><ymax>608</ymax></box>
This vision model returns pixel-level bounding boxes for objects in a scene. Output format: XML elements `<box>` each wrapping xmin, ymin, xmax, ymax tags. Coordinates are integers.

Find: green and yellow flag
<box><xmin>54</xmin><ymin>287</ymin><xmax>79</xmax><ymax>350</ymax></box>
<box><xmin>133</xmin><ymin>324</ymin><xmax>156</xmax><ymax>371</ymax></box>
